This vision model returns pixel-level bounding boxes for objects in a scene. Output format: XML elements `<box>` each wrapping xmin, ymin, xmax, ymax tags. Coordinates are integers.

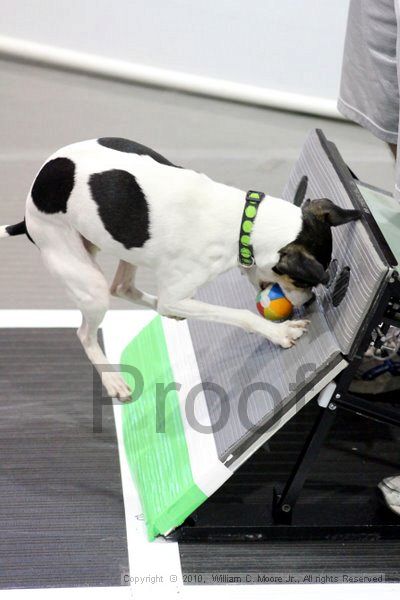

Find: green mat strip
<box><xmin>121</xmin><ymin>315</ymin><xmax>207</xmax><ymax>540</ymax></box>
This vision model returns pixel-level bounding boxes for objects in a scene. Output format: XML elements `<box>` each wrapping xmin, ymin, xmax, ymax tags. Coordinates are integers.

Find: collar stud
<box><xmin>238</xmin><ymin>190</ymin><xmax>265</xmax><ymax>268</ymax></box>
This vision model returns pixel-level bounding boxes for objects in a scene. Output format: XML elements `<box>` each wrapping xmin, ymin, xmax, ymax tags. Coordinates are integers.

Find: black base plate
<box><xmin>170</xmin><ymin>493</ymin><xmax>400</xmax><ymax>542</ymax></box>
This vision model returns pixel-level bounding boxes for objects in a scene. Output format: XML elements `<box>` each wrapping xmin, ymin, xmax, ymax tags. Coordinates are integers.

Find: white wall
<box><xmin>0</xmin><ymin>0</ymin><xmax>349</xmax><ymax>102</ymax></box>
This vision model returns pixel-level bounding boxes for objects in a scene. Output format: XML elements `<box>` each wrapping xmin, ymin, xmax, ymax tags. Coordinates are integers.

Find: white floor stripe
<box><xmin>0</xmin><ymin>587</ymin><xmax>131</xmax><ymax>599</ymax></box>
<box><xmin>162</xmin><ymin>317</ymin><xmax>231</xmax><ymax>497</ymax></box>
<box><xmin>0</xmin><ymin>582</ymin><xmax>398</xmax><ymax>600</ymax></box>
<box><xmin>102</xmin><ymin>310</ymin><xmax>184</xmax><ymax>599</ymax></box>
<box><xmin>185</xmin><ymin>583</ymin><xmax>400</xmax><ymax>599</ymax></box>
<box><xmin>0</xmin><ymin>309</ymin><xmax>82</xmax><ymax>328</ymax></box>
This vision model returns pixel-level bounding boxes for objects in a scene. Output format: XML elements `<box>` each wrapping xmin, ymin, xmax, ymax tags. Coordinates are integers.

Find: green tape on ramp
<box><xmin>121</xmin><ymin>315</ymin><xmax>207</xmax><ymax>540</ymax></box>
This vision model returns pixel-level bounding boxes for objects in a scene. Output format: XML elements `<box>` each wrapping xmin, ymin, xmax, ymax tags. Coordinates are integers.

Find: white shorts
<box><xmin>338</xmin><ymin>0</ymin><xmax>400</xmax><ymax>198</ymax></box>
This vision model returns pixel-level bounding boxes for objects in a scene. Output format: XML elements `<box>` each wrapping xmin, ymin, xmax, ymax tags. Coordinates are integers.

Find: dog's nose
<box><xmin>260</xmin><ymin>281</ymin><xmax>268</xmax><ymax>290</ymax></box>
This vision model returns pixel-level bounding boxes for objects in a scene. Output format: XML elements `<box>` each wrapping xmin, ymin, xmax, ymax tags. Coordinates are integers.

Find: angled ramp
<box><xmin>120</xmin><ymin>129</ymin><xmax>392</xmax><ymax>539</ymax></box>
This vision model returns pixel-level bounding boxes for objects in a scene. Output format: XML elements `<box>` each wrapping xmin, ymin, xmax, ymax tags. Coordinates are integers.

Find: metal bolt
<box><xmin>329</xmin><ymin>402</ymin><xmax>337</xmax><ymax>411</ymax></box>
<box><xmin>335</xmin><ymin>393</ymin><xmax>341</xmax><ymax>399</ymax></box>
<box><xmin>281</xmin><ymin>504</ymin><xmax>291</xmax><ymax>513</ymax></box>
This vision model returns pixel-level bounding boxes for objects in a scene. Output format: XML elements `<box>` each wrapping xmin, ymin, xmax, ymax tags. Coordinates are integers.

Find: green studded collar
<box><xmin>238</xmin><ymin>190</ymin><xmax>265</xmax><ymax>267</ymax></box>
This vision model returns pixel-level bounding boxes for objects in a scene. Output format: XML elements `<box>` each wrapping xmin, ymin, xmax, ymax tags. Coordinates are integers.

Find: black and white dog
<box><xmin>0</xmin><ymin>137</ymin><xmax>360</xmax><ymax>399</ymax></box>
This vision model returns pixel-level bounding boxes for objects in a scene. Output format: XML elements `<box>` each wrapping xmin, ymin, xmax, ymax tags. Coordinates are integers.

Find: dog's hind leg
<box><xmin>40</xmin><ymin>233</ymin><xmax>132</xmax><ymax>400</ymax></box>
<box><xmin>110</xmin><ymin>260</ymin><xmax>157</xmax><ymax>309</ymax></box>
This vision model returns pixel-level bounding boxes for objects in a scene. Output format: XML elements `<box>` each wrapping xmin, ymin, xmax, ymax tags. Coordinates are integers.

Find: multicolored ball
<box><xmin>256</xmin><ymin>283</ymin><xmax>293</xmax><ymax>322</ymax></box>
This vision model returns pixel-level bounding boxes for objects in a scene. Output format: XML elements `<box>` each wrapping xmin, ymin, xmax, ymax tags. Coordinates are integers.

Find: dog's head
<box><xmin>254</xmin><ymin>198</ymin><xmax>361</xmax><ymax>306</ymax></box>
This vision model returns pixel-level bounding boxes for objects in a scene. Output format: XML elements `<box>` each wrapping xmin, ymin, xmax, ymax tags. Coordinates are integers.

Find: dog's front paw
<box><xmin>102</xmin><ymin>372</ymin><xmax>132</xmax><ymax>401</ymax></box>
<box><xmin>273</xmin><ymin>319</ymin><xmax>309</xmax><ymax>348</ymax></box>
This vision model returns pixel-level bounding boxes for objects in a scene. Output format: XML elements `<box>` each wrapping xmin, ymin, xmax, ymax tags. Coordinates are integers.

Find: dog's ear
<box><xmin>273</xmin><ymin>246</ymin><xmax>329</xmax><ymax>287</ymax></box>
<box><xmin>303</xmin><ymin>198</ymin><xmax>362</xmax><ymax>227</ymax></box>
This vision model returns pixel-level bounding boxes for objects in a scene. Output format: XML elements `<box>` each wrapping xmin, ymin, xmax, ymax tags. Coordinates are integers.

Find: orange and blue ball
<box><xmin>256</xmin><ymin>283</ymin><xmax>293</xmax><ymax>322</ymax></box>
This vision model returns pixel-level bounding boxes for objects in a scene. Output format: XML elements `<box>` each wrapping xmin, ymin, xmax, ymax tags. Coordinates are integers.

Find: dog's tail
<box><xmin>0</xmin><ymin>220</ymin><xmax>29</xmax><ymax>240</ymax></box>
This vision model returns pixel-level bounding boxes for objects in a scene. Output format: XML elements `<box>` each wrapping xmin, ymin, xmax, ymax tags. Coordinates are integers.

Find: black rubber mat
<box><xmin>179</xmin><ymin>397</ymin><xmax>400</xmax><ymax>584</ymax></box>
<box><xmin>0</xmin><ymin>328</ymin><xmax>128</xmax><ymax>589</ymax></box>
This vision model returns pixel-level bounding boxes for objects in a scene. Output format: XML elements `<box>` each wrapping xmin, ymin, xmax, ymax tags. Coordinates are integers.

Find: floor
<box><xmin>0</xmin><ymin>328</ymin><xmax>129</xmax><ymax>589</ymax></box>
<box><xmin>0</xmin><ymin>56</ymin><xmax>396</xmax><ymax>309</ymax></box>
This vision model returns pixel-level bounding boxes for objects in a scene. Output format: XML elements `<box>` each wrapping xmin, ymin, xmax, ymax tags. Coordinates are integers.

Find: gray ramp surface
<box><xmin>190</xmin><ymin>269</ymin><xmax>340</xmax><ymax>461</ymax></box>
<box><xmin>283</xmin><ymin>130</ymin><xmax>390</xmax><ymax>355</ymax></box>
<box><xmin>188</xmin><ymin>129</ymin><xmax>392</xmax><ymax>463</ymax></box>
<box><xmin>0</xmin><ymin>328</ymin><xmax>128</xmax><ymax>589</ymax></box>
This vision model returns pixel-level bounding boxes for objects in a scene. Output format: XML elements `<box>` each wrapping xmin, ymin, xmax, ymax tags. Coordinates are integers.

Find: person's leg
<box><xmin>338</xmin><ymin>0</ymin><xmax>399</xmax><ymax>146</ymax></box>
<box><xmin>393</xmin><ymin>0</ymin><xmax>400</xmax><ymax>199</ymax></box>
<box><xmin>339</xmin><ymin>1</ymin><xmax>400</xmax><ymax>515</ymax></box>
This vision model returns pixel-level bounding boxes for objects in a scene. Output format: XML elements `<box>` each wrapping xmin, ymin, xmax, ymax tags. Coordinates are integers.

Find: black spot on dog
<box><xmin>31</xmin><ymin>157</ymin><xmax>75</xmax><ymax>214</ymax></box>
<box><xmin>97</xmin><ymin>137</ymin><xmax>178</xmax><ymax>167</ymax></box>
<box><xmin>89</xmin><ymin>169</ymin><xmax>149</xmax><ymax>249</ymax></box>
